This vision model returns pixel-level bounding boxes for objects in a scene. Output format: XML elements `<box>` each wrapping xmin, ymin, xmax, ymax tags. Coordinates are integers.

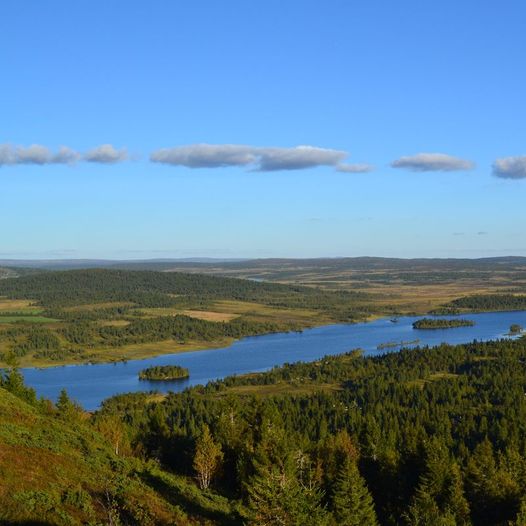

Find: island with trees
<box><xmin>138</xmin><ymin>364</ymin><xmax>190</xmax><ymax>381</ymax></box>
<box><xmin>412</xmin><ymin>317</ymin><xmax>475</xmax><ymax>329</ymax></box>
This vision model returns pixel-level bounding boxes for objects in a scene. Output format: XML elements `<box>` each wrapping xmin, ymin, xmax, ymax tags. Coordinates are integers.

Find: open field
<box><xmin>0</xmin><ymin>298</ymin><xmax>42</xmax><ymax>313</ymax></box>
<box><xmin>135</xmin><ymin>306</ymin><xmax>240</xmax><ymax>322</ymax></box>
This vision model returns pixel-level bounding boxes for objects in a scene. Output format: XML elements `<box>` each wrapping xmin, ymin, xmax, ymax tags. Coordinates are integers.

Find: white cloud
<box><xmin>492</xmin><ymin>156</ymin><xmax>526</xmax><ymax>179</ymax></box>
<box><xmin>0</xmin><ymin>144</ymin><xmax>17</xmax><ymax>165</ymax></box>
<box><xmin>336</xmin><ymin>163</ymin><xmax>374</xmax><ymax>173</ymax></box>
<box><xmin>53</xmin><ymin>146</ymin><xmax>81</xmax><ymax>164</ymax></box>
<box><xmin>0</xmin><ymin>144</ymin><xmax>81</xmax><ymax>166</ymax></box>
<box><xmin>391</xmin><ymin>153</ymin><xmax>475</xmax><ymax>172</ymax></box>
<box><xmin>257</xmin><ymin>146</ymin><xmax>347</xmax><ymax>171</ymax></box>
<box><xmin>84</xmin><ymin>144</ymin><xmax>129</xmax><ymax>163</ymax></box>
<box><xmin>150</xmin><ymin>144</ymin><xmax>256</xmax><ymax>168</ymax></box>
<box><xmin>15</xmin><ymin>144</ymin><xmax>52</xmax><ymax>164</ymax></box>
<box><xmin>150</xmin><ymin>144</ymin><xmax>349</xmax><ymax>171</ymax></box>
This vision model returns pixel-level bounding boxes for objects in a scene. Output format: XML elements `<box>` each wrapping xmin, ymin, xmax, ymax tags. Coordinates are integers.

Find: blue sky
<box><xmin>1</xmin><ymin>0</ymin><xmax>525</xmax><ymax>259</ymax></box>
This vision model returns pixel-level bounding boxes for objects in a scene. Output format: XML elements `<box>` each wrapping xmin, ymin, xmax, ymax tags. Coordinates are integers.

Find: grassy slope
<box><xmin>0</xmin><ymin>386</ymin><xmax>236</xmax><ymax>525</ymax></box>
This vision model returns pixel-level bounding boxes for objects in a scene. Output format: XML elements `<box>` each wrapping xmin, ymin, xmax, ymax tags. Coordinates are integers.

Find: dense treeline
<box><xmin>97</xmin><ymin>315</ymin><xmax>291</xmax><ymax>347</ymax></box>
<box><xmin>412</xmin><ymin>318</ymin><xmax>474</xmax><ymax>329</ymax></box>
<box><xmin>98</xmin><ymin>337</ymin><xmax>526</xmax><ymax>525</ymax></box>
<box><xmin>0</xmin><ymin>269</ymin><xmax>370</xmax><ymax>321</ymax></box>
<box><xmin>448</xmin><ymin>294</ymin><xmax>526</xmax><ymax>312</ymax></box>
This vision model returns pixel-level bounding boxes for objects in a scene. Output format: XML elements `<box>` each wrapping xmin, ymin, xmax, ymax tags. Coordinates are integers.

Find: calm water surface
<box><xmin>21</xmin><ymin>311</ymin><xmax>526</xmax><ymax>410</ymax></box>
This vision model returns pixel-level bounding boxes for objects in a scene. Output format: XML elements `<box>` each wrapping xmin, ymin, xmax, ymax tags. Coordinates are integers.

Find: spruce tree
<box><xmin>246</xmin><ymin>455</ymin><xmax>329</xmax><ymax>526</ymax></box>
<box><xmin>331</xmin><ymin>457</ymin><xmax>378</xmax><ymax>526</ymax></box>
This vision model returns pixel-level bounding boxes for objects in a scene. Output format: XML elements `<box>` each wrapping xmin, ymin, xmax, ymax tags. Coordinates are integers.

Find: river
<box><xmin>21</xmin><ymin>310</ymin><xmax>526</xmax><ymax>410</ymax></box>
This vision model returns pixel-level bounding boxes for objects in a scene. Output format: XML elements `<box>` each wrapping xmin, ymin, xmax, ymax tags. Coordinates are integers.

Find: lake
<box><xmin>21</xmin><ymin>310</ymin><xmax>526</xmax><ymax>410</ymax></box>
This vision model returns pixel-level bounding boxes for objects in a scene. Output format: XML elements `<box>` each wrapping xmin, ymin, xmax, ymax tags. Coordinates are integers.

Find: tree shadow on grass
<box><xmin>140</xmin><ymin>470</ymin><xmax>242</xmax><ymax>526</ymax></box>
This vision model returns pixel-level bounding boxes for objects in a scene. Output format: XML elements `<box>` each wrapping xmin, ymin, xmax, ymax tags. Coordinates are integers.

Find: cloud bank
<box><xmin>0</xmin><ymin>143</ymin><xmax>129</xmax><ymax>166</ymax></box>
<box><xmin>391</xmin><ymin>153</ymin><xmax>475</xmax><ymax>172</ymax></box>
<box><xmin>150</xmin><ymin>144</ymin><xmax>351</xmax><ymax>171</ymax></box>
<box><xmin>492</xmin><ymin>156</ymin><xmax>526</xmax><ymax>179</ymax></box>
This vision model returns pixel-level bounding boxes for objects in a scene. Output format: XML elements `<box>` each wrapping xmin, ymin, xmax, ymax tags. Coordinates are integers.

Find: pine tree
<box><xmin>331</xmin><ymin>457</ymin><xmax>379</xmax><ymax>526</ymax></box>
<box><xmin>55</xmin><ymin>388</ymin><xmax>82</xmax><ymax>421</ymax></box>
<box><xmin>404</xmin><ymin>488</ymin><xmax>456</xmax><ymax>526</ymax></box>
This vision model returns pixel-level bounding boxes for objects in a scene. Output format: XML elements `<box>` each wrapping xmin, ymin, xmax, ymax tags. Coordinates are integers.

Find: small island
<box><xmin>412</xmin><ymin>318</ymin><xmax>475</xmax><ymax>330</ymax></box>
<box><xmin>138</xmin><ymin>365</ymin><xmax>190</xmax><ymax>381</ymax></box>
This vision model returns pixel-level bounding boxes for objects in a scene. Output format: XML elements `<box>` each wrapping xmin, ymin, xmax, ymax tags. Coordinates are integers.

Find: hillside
<box><xmin>99</xmin><ymin>336</ymin><xmax>526</xmax><ymax>526</ymax></box>
<box><xmin>0</xmin><ymin>373</ymin><xmax>237</xmax><ymax>525</ymax></box>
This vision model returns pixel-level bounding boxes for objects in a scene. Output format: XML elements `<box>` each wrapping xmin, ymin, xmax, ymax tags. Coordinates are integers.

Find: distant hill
<box><xmin>2</xmin><ymin>255</ymin><xmax>526</xmax><ymax>272</ymax></box>
<box><xmin>0</xmin><ymin>258</ymin><xmax>248</xmax><ymax>270</ymax></box>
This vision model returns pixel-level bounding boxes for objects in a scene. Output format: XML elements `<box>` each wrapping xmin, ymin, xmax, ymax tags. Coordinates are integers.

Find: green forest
<box><xmin>3</xmin><ymin>336</ymin><xmax>526</xmax><ymax>524</ymax></box>
<box><xmin>2</xmin><ymin>269</ymin><xmax>526</xmax><ymax>367</ymax></box>
<box><xmin>0</xmin><ymin>269</ymin><xmax>376</xmax><ymax>367</ymax></box>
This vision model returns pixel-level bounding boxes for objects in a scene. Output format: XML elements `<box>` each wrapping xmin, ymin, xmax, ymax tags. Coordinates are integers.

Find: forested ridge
<box><xmin>3</xmin><ymin>336</ymin><xmax>526</xmax><ymax>523</ymax></box>
<box><xmin>0</xmin><ymin>269</ymin><xmax>369</xmax><ymax>315</ymax></box>
<box><xmin>97</xmin><ymin>337</ymin><xmax>526</xmax><ymax>525</ymax></box>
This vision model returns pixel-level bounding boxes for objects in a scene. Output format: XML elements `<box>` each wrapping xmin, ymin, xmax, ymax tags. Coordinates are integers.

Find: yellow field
<box><xmin>135</xmin><ymin>307</ymin><xmax>239</xmax><ymax>322</ymax></box>
<box><xmin>0</xmin><ymin>298</ymin><xmax>41</xmax><ymax>313</ymax></box>
<box><xmin>209</xmin><ymin>300</ymin><xmax>332</xmax><ymax>325</ymax></box>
